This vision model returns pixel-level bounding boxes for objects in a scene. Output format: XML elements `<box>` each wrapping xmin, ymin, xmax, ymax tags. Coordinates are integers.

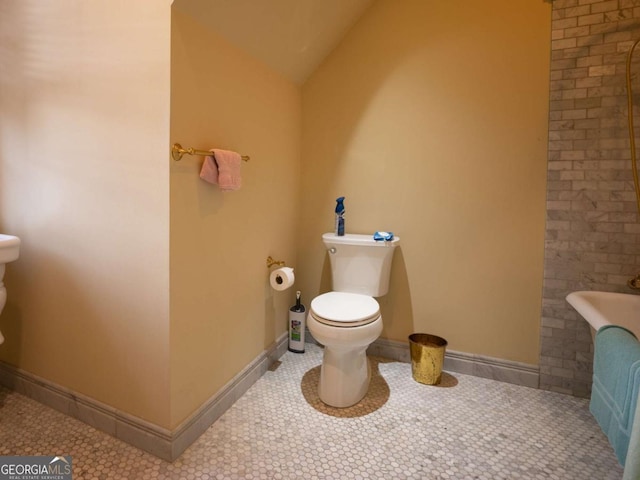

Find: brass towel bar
<box><xmin>171</xmin><ymin>143</ymin><xmax>250</xmax><ymax>162</ymax></box>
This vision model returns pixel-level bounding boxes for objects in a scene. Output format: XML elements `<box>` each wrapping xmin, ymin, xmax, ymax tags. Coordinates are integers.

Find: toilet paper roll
<box><xmin>270</xmin><ymin>267</ymin><xmax>295</xmax><ymax>291</ymax></box>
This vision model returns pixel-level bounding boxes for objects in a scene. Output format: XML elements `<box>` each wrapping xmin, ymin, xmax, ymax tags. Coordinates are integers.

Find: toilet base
<box><xmin>318</xmin><ymin>345</ymin><xmax>371</xmax><ymax>408</ymax></box>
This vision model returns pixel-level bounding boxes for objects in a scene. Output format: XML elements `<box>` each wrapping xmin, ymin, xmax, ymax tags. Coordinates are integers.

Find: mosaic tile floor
<box><xmin>0</xmin><ymin>344</ymin><xmax>624</xmax><ymax>479</ymax></box>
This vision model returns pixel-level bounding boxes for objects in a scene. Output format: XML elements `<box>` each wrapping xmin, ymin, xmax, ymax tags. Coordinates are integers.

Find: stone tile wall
<box><xmin>541</xmin><ymin>0</ymin><xmax>640</xmax><ymax>396</ymax></box>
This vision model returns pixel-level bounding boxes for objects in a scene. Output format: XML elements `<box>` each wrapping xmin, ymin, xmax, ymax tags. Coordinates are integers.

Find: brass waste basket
<box><xmin>408</xmin><ymin>333</ymin><xmax>448</xmax><ymax>385</ymax></box>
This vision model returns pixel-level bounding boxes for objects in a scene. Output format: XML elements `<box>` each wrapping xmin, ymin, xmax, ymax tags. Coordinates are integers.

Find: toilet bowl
<box><xmin>308</xmin><ymin>292</ymin><xmax>383</xmax><ymax>407</ymax></box>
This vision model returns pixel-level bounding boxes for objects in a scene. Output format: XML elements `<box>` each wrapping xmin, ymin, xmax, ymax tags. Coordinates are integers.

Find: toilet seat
<box><xmin>310</xmin><ymin>292</ymin><xmax>380</xmax><ymax>328</ymax></box>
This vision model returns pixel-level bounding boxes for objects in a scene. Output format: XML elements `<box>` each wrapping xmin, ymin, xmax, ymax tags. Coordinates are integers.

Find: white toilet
<box><xmin>308</xmin><ymin>232</ymin><xmax>400</xmax><ymax>407</ymax></box>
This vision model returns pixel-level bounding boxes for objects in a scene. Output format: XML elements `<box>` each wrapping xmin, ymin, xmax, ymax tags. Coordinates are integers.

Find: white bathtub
<box><xmin>566</xmin><ymin>291</ymin><xmax>640</xmax><ymax>339</ymax></box>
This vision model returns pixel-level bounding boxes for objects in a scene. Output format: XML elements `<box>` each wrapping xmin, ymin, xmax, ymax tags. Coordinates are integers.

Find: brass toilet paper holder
<box><xmin>266</xmin><ymin>256</ymin><xmax>286</xmax><ymax>268</ymax></box>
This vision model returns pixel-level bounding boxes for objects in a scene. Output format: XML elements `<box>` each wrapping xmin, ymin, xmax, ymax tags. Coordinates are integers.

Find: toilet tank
<box><xmin>322</xmin><ymin>232</ymin><xmax>400</xmax><ymax>297</ymax></box>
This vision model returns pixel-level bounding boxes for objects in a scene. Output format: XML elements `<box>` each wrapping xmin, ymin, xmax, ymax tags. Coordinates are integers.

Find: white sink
<box><xmin>0</xmin><ymin>234</ymin><xmax>20</xmax><ymax>345</ymax></box>
<box><xmin>0</xmin><ymin>234</ymin><xmax>20</xmax><ymax>264</ymax></box>
<box><xmin>566</xmin><ymin>290</ymin><xmax>640</xmax><ymax>339</ymax></box>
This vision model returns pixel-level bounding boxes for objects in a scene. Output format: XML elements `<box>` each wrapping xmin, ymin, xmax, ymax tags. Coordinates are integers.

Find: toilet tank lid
<box><xmin>322</xmin><ymin>233</ymin><xmax>400</xmax><ymax>246</ymax></box>
<box><xmin>311</xmin><ymin>292</ymin><xmax>380</xmax><ymax>323</ymax></box>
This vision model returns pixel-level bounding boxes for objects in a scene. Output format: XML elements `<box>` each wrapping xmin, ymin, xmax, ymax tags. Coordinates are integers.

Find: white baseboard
<box><xmin>0</xmin><ymin>332</ymin><xmax>538</xmax><ymax>462</ymax></box>
<box><xmin>0</xmin><ymin>332</ymin><xmax>289</xmax><ymax>462</ymax></box>
<box><xmin>367</xmin><ymin>337</ymin><xmax>540</xmax><ymax>389</ymax></box>
<box><xmin>170</xmin><ymin>332</ymin><xmax>288</xmax><ymax>459</ymax></box>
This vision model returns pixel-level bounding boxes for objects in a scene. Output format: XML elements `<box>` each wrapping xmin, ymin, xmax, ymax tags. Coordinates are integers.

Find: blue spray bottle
<box><xmin>335</xmin><ymin>196</ymin><xmax>345</xmax><ymax>236</ymax></box>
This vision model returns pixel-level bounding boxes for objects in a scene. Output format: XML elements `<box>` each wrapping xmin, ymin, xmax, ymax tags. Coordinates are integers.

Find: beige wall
<box><xmin>0</xmin><ymin>1</ymin><xmax>172</xmax><ymax>426</ymax></box>
<box><xmin>298</xmin><ymin>0</ymin><xmax>551</xmax><ymax>364</ymax></box>
<box><xmin>170</xmin><ymin>10</ymin><xmax>301</xmax><ymax>428</ymax></box>
<box><xmin>0</xmin><ymin>0</ymin><xmax>550</xmax><ymax>436</ymax></box>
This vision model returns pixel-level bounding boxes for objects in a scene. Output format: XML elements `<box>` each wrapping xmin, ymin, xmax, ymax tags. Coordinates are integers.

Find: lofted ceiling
<box><xmin>172</xmin><ymin>0</ymin><xmax>375</xmax><ymax>85</ymax></box>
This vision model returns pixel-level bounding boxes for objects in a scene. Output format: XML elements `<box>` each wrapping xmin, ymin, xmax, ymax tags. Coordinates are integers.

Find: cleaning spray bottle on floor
<box><xmin>288</xmin><ymin>290</ymin><xmax>306</xmax><ymax>353</ymax></box>
<box><xmin>335</xmin><ymin>196</ymin><xmax>345</xmax><ymax>236</ymax></box>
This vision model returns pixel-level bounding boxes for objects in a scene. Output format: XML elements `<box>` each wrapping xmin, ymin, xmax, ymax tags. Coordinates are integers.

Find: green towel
<box><xmin>590</xmin><ymin>325</ymin><xmax>640</xmax><ymax>468</ymax></box>
<box><xmin>623</xmin><ymin>398</ymin><xmax>640</xmax><ymax>480</ymax></box>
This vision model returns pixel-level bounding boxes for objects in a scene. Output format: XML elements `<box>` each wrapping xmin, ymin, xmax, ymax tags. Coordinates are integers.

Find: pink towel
<box><xmin>199</xmin><ymin>149</ymin><xmax>242</xmax><ymax>191</ymax></box>
<box><xmin>200</xmin><ymin>153</ymin><xmax>219</xmax><ymax>184</ymax></box>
